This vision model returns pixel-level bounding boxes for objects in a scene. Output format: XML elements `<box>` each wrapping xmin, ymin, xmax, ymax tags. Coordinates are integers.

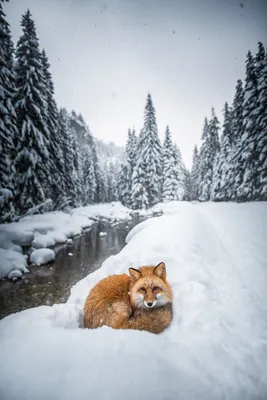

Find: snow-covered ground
<box><xmin>1</xmin><ymin>201</ymin><xmax>267</xmax><ymax>400</ymax></box>
<box><xmin>0</xmin><ymin>202</ymin><xmax>133</xmax><ymax>280</ymax></box>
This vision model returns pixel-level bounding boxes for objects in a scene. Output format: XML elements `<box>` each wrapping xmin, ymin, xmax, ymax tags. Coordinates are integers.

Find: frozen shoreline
<box><xmin>0</xmin><ymin>202</ymin><xmax>135</xmax><ymax>280</ymax></box>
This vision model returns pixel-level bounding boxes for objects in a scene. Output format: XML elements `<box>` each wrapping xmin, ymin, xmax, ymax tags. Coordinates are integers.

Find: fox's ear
<box><xmin>129</xmin><ymin>268</ymin><xmax>142</xmax><ymax>280</ymax></box>
<box><xmin>153</xmin><ymin>262</ymin><xmax>166</xmax><ymax>280</ymax></box>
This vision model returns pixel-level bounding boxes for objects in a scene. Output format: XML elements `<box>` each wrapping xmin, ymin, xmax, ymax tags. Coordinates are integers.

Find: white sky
<box><xmin>5</xmin><ymin>0</ymin><xmax>267</xmax><ymax>168</ymax></box>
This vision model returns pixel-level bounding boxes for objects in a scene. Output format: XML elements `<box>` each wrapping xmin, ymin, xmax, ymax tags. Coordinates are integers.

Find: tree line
<box><xmin>0</xmin><ymin>3</ymin><xmax>118</xmax><ymax>223</ymax></box>
<box><xmin>191</xmin><ymin>42</ymin><xmax>267</xmax><ymax>202</ymax></box>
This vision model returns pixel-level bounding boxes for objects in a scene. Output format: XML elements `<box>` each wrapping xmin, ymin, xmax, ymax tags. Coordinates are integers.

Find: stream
<box><xmin>0</xmin><ymin>217</ymin><xmax>143</xmax><ymax>320</ymax></box>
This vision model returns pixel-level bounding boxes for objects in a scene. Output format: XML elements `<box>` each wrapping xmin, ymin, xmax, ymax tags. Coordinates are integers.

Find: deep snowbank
<box><xmin>0</xmin><ymin>201</ymin><xmax>267</xmax><ymax>400</ymax></box>
<box><xmin>0</xmin><ymin>202</ymin><xmax>133</xmax><ymax>280</ymax></box>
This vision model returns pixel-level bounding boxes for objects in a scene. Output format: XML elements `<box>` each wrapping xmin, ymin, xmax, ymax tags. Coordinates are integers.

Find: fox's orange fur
<box><xmin>83</xmin><ymin>262</ymin><xmax>173</xmax><ymax>334</ymax></box>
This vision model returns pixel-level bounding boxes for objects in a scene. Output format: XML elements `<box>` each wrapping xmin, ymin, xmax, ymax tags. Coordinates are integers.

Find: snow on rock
<box><xmin>1</xmin><ymin>202</ymin><xmax>267</xmax><ymax>400</ymax></box>
<box><xmin>30</xmin><ymin>249</ymin><xmax>55</xmax><ymax>266</ymax></box>
<box><xmin>99</xmin><ymin>231</ymin><xmax>107</xmax><ymax>237</ymax></box>
<box><xmin>0</xmin><ymin>248</ymin><xmax>28</xmax><ymax>280</ymax></box>
<box><xmin>72</xmin><ymin>201</ymin><xmax>133</xmax><ymax>222</ymax></box>
<box><xmin>8</xmin><ymin>269</ymin><xmax>23</xmax><ymax>281</ymax></box>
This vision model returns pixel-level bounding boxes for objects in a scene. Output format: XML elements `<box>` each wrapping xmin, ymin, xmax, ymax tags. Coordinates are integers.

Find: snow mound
<box><xmin>8</xmin><ymin>269</ymin><xmax>23</xmax><ymax>281</ymax></box>
<box><xmin>1</xmin><ymin>203</ymin><xmax>266</xmax><ymax>399</ymax></box>
<box><xmin>30</xmin><ymin>248</ymin><xmax>55</xmax><ymax>266</ymax></box>
<box><xmin>0</xmin><ymin>248</ymin><xmax>28</xmax><ymax>280</ymax></box>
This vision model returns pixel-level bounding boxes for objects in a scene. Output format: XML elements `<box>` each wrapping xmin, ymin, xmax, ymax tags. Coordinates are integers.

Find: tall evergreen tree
<box><xmin>235</xmin><ymin>51</ymin><xmax>258</xmax><ymax>201</ymax></box>
<box><xmin>14</xmin><ymin>9</ymin><xmax>50</xmax><ymax>214</ymax></box>
<box><xmin>58</xmin><ymin>108</ymin><xmax>76</xmax><ymax>207</ymax></box>
<box><xmin>82</xmin><ymin>144</ymin><xmax>96</xmax><ymax>205</ymax></box>
<box><xmin>117</xmin><ymin>129</ymin><xmax>136</xmax><ymax>207</ymax></box>
<box><xmin>162</xmin><ymin>126</ymin><xmax>178</xmax><ymax>201</ymax></box>
<box><xmin>225</xmin><ymin>79</ymin><xmax>244</xmax><ymax>200</ymax></box>
<box><xmin>198</xmin><ymin>118</ymin><xmax>211</xmax><ymax>201</ymax></box>
<box><xmin>41</xmin><ymin>49</ymin><xmax>67</xmax><ymax>208</ymax></box>
<box><xmin>191</xmin><ymin>145</ymin><xmax>199</xmax><ymax>200</ymax></box>
<box><xmin>117</xmin><ymin>158</ymin><xmax>132</xmax><ymax>207</ymax></box>
<box><xmin>0</xmin><ymin>0</ymin><xmax>17</xmax><ymax>222</ymax></box>
<box><xmin>255</xmin><ymin>42</ymin><xmax>267</xmax><ymax>199</ymax></box>
<box><xmin>183</xmin><ymin>168</ymin><xmax>192</xmax><ymax>201</ymax></box>
<box><xmin>133</xmin><ymin>94</ymin><xmax>162</xmax><ymax>207</ymax></box>
<box><xmin>212</xmin><ymin>102</ymin><xmax>233</xmax><ymax>201</ymax></box>
<box><xmin>173</xmin><ymin>143</ymin><xmax>186</xmax><ymax>200</ymax></box>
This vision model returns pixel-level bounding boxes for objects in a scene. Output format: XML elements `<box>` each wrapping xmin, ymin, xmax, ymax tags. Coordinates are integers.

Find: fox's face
<box><xmin>129</xmin><ymin>262</ymin><xmax>172</xmax><ymax>309</ymax></box>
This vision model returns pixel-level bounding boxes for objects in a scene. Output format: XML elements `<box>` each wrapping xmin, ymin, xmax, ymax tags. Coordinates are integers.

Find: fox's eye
<box><xmin>140</xmin><ymin>287</ymin><xmax>146</xmax><ymax>292</ymax></box>
<box><xmin>152</xmin><ymin>286</ymin><xmax>160</xmax><ymax>292</ymax></box>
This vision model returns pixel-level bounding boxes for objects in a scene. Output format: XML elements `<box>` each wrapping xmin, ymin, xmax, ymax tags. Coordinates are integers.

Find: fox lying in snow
<box><xmin>83</xmin><ymin>262</ymin><xmax>173</xmax><ymax>334</ymax></box>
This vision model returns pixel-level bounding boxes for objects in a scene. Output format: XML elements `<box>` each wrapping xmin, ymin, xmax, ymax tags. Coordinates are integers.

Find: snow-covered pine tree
<box><xmin>41</xmin><ymin>49</ymin><xmax>67</xmax><ymax>209</ymax></box>
<box><xmin>212</xmin><ymin>102</ymin><xmax>233</xmax><ymax>201</ymax></box>
<box><xmin>106</xmin><ymin>162</ymin><xmax>117</xmax><ymax>202</ymax></box>
<box><xmin>234</xmin><ymin>51</ymin><xmax>258</xmax><ymax>201</ymax></box>
<box><xmin>97</xmin><ymin>163</ymin><xmax>108</xmax><ymax>203</ymax></box>
<box><xmin>255</xmin><ymin>42</ymin><xmax>267</xmax><ymax>199</ymax></box>
<box><xmin>68</xmin><ymin>111</ymin><xmax>85</xmax><ymax>206</ymax></box>
<box><xmin>173</xmin><ymin>143</ymin><xmax>186</xmax><ymax>200</ymax></box>
<box><xmin>58</xmin><ymin>108</ymin><xmax>77</xmax><ymax>208</ymax></box>
<box><xmin>198</xmin><ymin>109</ymin><xmax>220</xmax><ymax>201</ymax></box>
<box><xmin>183</xmin><ymin>168</ymin><xmax>192</xmax><ymax>201</ymax></box>
<box><xmin>117</xmin><ymin>158</ymin><xmax>132</xmax><ymax>207</ymax></box>
<box><xmin>225</xmin><ymin>79</ymin><xmax>244</xmax><ymax>201</ymax></box>
<box><xmin>231</xmin><ymin>79</ymin><xmax>244</xmax><ymax>144</ymax></box>
<box><xmin>82</xmin><ymin>143</ymin><xmax>96</xmax><ymax>205</ymax></box>
<box><xmin>134</xmin><ymin>94</ymin><xmax>162</xmax><ymax>207</ymax></box>
<box><xmin>131</xmin><ymin>162</ymin><xmax>149</xmax><ymax>209</ymax></box>
<box><xmin>14</xmin><ymin>10</ymin><xmax>51</xmax><ymax>214</ymax></box>
<box><xmin>161</xmin><ymin>126</ymin><xmax>185</xmax><ymax>201</ymax></box>
<box><xmin>162</xmin><ymin>126</ymin><xmax>177</xmax><ymax>201</ymax></box>
<box><xmin>117</xmin><ymin>129</ymin><xmax>133</xmax><ymax>207</ymax></box>
<box><xmin>191</xmin><ymin>145</ymin><xmax>200</xmax><ymax>200</ymax></box>
<box><xmin>0</xmin><ymin>0</ymin><xmax>17</xmax><ymax>222</ymax></box>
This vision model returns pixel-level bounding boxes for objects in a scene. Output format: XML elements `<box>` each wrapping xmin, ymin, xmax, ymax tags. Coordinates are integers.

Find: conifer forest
<box><xmin>0</xmin><ymin>1</ymin><xmax>266</xmax><ymax>223</ymax></box>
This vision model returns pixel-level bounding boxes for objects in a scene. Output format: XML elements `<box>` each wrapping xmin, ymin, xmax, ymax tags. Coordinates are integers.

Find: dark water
<box><xmin>0</xmin><ymin>218</ymin><xmax>140</xmax><ymax>320</ymax></box>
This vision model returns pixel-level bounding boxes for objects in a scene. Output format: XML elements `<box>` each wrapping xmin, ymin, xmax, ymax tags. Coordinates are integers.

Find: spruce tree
<box><xmin>183</xmin><ymin>168</ymin><xmax>192</xmax><ymax>201</ymax></box>
<box><xmin>41</xmin><ymin>49</ymin><xmax>67</xmax><ymax>208</ymax></box>
<box><xmin>198</xmin><ymin>118</ymin><xmax>211</xmax><ymax>201</ymax></box>
<box><xmin>14</xmin><ymin>9</ymin><xmax>50</xmax><ymax>214</ymax></box>
<box><xmin>0</xmin><ymin>0</ymin><xmax>17</xmax><ymax>222</ymax></box>
<box><xmin>225</xmin><ymin>79</ymin><xmax>244</xmax><ymax>200</ymax></box>
<box><xmin>212</xmin><ymin>102</ymin><xmax>233</xmax><ymax>201</ymax></box>
<box><xmin>117</xmin><ymin>158</ymin><xmax>132</xmax><ymax>207</ymax></box>
<box><xmin>255</xmin><ymin>42</ymin><xmax>267</xmax><ymax>199</ymax></box>
<box><xmin>131</xmin><ymin>163</ymin><xmax>149</xmax><ymax>209</ymax></box>
<box><xmin>134</xmin><ymin>94</ymin><xmax>162</xmax><ymax>207</ymax></box>
<box><xmin>162</xmin><ymin>126</ymin><xmax>177</xmax><ymax>201</ymax></box>
<box><xmin>191</xmin><ymin>145</ymin><xmax>199</xmax><ymax>200</ymax></box>
<box><xmin>58</xmin><ymin>108</ymin><xmax>76</xmax><ymax>207</ymax></box>
<box><xmin>117</xmin><ymin>130</ymin><xmax>134</xmax><ymax>207</ymax></box>
<box><xmin>82</xmin><ymin>144</ymin><xmax>96</xmax><ymax>205</ymax></box>
<box><xmin>173</xmin><ymin>143</ymin><xmax>186</xmax><ymax>200</ymax></box>
<box><xmin>235</xmin><ymin>51</ymin><xmax>258</xmax><ymax>201</ymax></box>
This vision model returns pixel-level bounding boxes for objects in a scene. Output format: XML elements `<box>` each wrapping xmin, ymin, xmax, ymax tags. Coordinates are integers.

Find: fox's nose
<box><xmin>147</xmin><ymin>302</ymin><xmax>153</xmax><ymax>307</ymax></box>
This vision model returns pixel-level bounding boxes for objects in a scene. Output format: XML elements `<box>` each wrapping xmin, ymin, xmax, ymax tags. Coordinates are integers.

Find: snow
<box><xmin>0</xmin><ymin>202</ymin><xmax>133</xmax><ymax>280</ymax></box>
<box><xmin>1</xmin><ymin>201</ymin><xmax>267</xmax><ymax>399</ymax></box>
<box><xmin>0</xmin><ymin>248</ymin><xmax>28</xmax><ymax>280</ymax></box>
<box><xmin>30</xmin><ymin>248</ymin><xmax>55</xmax><ymax>266</ymax></box>
<box><xmin>99</xmin><ymin>231</ymin><xmax>107</xmax><ymax>237</ymax></box>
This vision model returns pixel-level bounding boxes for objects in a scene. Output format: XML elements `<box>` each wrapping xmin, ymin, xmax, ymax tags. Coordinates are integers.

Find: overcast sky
<box><xmin>5</xmin><ymin>0</ymin><xmax>267</xmax><ymax>167</ymax></box>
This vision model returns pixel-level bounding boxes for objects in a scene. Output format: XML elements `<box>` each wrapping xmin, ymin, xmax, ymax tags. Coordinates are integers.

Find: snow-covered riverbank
<box><xmin>0</xmin><ymin>202</ymin><xmax>135</xmax><ymax>280</ymax></box>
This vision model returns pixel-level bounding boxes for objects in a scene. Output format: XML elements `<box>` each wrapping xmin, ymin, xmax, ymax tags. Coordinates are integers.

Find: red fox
<box><xmin>83</xmin><ymin>262</ymin><xmax>173</xmax><ymax>334</ymax></box>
